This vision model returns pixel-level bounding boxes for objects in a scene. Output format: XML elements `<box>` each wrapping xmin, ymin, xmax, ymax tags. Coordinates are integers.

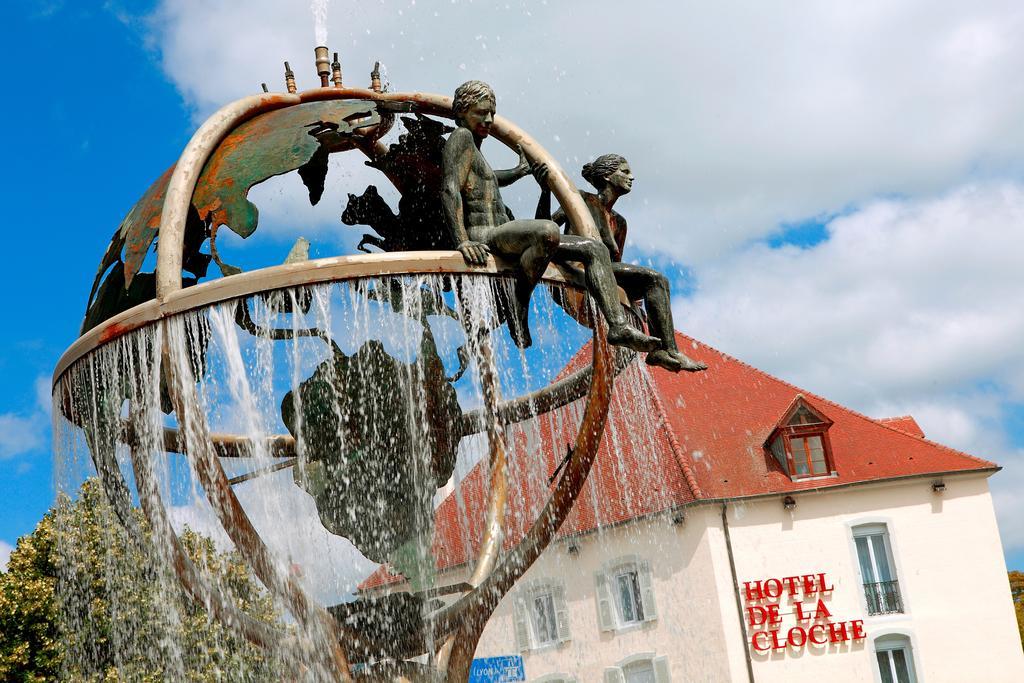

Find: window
<box><xmin>853</xmin><ymin>524</ymin><xmax>904</xmax><ymax>615</ymax></box>
<box><xmin>595</xmin><ymin>557</ymin><xmax>657</xmax><ymax>631</ymax></box>
<box><xmin>875</xmin><ymin>635</ymin><xmax>917</xmax><ymax>683</ymax></box>
<box><xmin>532</xmin><ymin>592</ymin><xmax>558</xmax><ymax>645</ymax></box>
<box><xmin>603</xmin><ymin>655</ymin><xmax>671</xmax><ymax>683</ymax></box>
<box><xmin>765</xmin><ymin>396</ymin><xmax>835</xmax><ymax>479</ymax></box>
<box><xmin>615</xmin><ymin>568</ymin><xmax>644</xmax><ymax>624</ymax></box>
<box><xmin>623</xmin><ymin>660</ymin><xmax>655</xmax><ymax>683</ymax></box>
<box><xmin>790</xmin><ymin>435</ymin><xmax>826</xmax><ymax>476</ymax></box>
<box><xmin>533</xmin><ymin>676</ymin><xmax>576</xmax><ymax>683</ymax></box>
<box><xmin>513</xmin><ymin>581</ymin><xmax>570</xmax><ymax>651</ymax></box>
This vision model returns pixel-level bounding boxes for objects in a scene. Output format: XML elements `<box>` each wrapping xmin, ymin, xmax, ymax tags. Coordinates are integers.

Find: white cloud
<box><xmin>990</xmin><ymin>451</ymin><xmax>1024</xmax><ymax>551</ymax></box>
<box><xmin>0</xmin><ymin>540</ymin><xmax>13</xmax><ymax>572</ymax></box>
<box><xmin>0</xmin><ymin>375</ymin><xmax>52</xmax><ymax>459</ymax></box>
<box><xmin>870</xmin><ymin>394</ymin><xmax>1024</xmax><ymax>551</ymax></box>
<box><xmin>0</xmin><ymin>414</ymin><xmax>46</xmax><ymax>459</ymax></box>
<box><xmin>34</xmin><ymin>376</ymin><xmax>53</xmax><ymax>418</ymax></box>
<box><xmin>678</xmin><ymin>182</ymin><xmax>1024</xmax><ymax>408</ymax></box>
<box><xmin>146</xmin><ymin>0</ymin><xmax>1024</xmax><ymax>261</ymax></box>
<box><xmin>138</xmin><ymin>0</ymin><xmax>1024</xmax><ymax>554</ymax></box>
<box><xmin>677</xmin><ymin>181</ymin><xmax>1024</xmax><ymax>549</ymax></box>
<box><xmin>869</xmin><ymin>394</ymin><xmax>1024</xmax><ymax>552</ymax></box>
<box><xmin>223</xmin><ymin>155</ymin><xmax>398</xmax><ymax>260</ymax></box>
<box><xmin>873</xmin><ymin>396</ymin><xmax>1003</xmax><ymax>455</ymax></box>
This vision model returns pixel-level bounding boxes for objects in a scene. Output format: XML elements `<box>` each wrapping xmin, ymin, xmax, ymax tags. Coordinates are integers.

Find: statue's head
<box><xmin>453</xmin><ymin>80</ymin><xmax>497</xmax><ymax>139</ymax></box>
<box><xmin>582</xmin><ymin>154</ymin><xmax>632</xmax><ymax>195</ymax></box>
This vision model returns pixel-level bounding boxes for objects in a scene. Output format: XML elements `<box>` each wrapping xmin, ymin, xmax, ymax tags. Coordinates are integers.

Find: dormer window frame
<box><xmin>766</xmin><ymin>397</ymin><xmax>837</xmax><ymax>480</ymax></box>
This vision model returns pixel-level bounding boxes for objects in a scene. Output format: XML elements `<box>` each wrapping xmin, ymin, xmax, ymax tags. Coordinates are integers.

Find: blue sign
<box><xmin>468</xmin><ymin>655</ymin><xmax>525</xmax><ymax>682</ymax></box>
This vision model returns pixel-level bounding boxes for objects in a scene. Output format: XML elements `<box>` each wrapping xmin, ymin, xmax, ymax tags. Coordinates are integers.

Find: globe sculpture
<box><xmin>51</xmin><ymin>48</ymin><xmax>681</xmax><ymax>681</ymax></box>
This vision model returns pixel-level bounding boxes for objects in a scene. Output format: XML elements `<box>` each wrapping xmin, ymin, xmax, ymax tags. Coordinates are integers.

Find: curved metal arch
<box><xmin>154</xmin><ymin>279</ymin><xmax>616</xmax><ymax>679</ymax></box>
<box><xmin>443</xmin><ymin>314</ymin><xmax>616</xmax><ymax>678</ymax></box>
<box><xmin>54</xmin><ymin>256</ymin><xmax>622</xmax><ymax>679</ymax></box>
<box><xmin>54</xmin><ymin>251</ymin><xmax>595</xmax><ymax>389</ymax></box>
<box><xmin>155</xmin><ymin>86</ymin><xmax>602</xmax><ymax>299</ymax></box>
<box><xmin>59</xmin><ymin>82</ymin><xmax>617</xmax><ymax>679</ymax></box>
<box><xmin>160</xmin><ymin>316</ymin><xmax>355</xmax><ymax>679</ymax></box>
<box><xmin>128</xmin><ymin>345</ymin><xmax>635</xmax><ymax>467</ymax></box>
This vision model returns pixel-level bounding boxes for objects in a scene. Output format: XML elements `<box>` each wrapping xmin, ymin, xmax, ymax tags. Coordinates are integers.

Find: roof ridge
<box><xmin>640</xmin><ymin>364</ymin><xmax>705</xmax><ymax>499</ymax></box>
<box><xmin>674</xmin><ymin>331</ymin><xmax>998</xmax><ymax>470</ymax></box>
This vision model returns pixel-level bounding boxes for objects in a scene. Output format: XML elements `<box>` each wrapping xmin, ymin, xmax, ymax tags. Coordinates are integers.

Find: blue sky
<box><xmin>3</xmin><ymin>0</ymin><xmax>1024</xmax><ymax>575</ymax></box>
<box><xmin>0</xmin><ymin>0</ymin><xmax>185</xmax><ymax>553</ymax></box>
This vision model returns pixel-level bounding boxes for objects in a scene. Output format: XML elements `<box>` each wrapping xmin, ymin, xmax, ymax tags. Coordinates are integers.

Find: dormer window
<box><xmin>766</xmin><ymin>397</ymin><xmax>836</xmax><ymax>479</ymax></box>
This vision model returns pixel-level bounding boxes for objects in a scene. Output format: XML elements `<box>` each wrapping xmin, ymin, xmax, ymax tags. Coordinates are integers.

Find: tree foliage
<box><xmin>1010</xmin><ymin>570</ymin><xmax>1024</xmax><ymax>650</ymax></box>
<box><xmin>0</xmin><ymin>479</ymin><xmax>282</xmax><ymax>681</ymax></box>
<box><xmin>0</xmin><ymin>506</ymin><xmax>59</xmax><ymax>682</ymax></box>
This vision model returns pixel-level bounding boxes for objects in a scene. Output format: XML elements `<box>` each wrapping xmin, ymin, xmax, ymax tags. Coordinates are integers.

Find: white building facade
<box><xmin>467</xmin><ymin>473</ymin><xmax>1022</xmax><ymax>682</ymax></box>
<box><xmin>362</xmin><ymin>335</ymin><xmax>1024</xmax><ymax>682</ymax></box>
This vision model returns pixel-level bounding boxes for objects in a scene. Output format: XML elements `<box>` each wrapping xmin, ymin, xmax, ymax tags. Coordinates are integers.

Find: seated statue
<box><xmin>443</xmin><ymin>80</ymin><xmax>659</xmax><ymax>353</ymax></box>
<box><xmin>442</xmin><ymin>80</ymin><xmax>558</xmax><ymax>348</ymax></box>
<box><xmin>538</xmin><ymin>154</ymin><xmax>707</xmax><ymax>373</ymax></box>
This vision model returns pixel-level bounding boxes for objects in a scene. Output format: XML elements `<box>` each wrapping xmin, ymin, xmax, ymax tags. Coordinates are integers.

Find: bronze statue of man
<box><xmin>539</xmin><ymin>154</ymin><xmax>707</xmax><ymax>373</ymax></box>
<box><xmin>444</xmin><ymin>80</ymin><xmax>659</xmax><ymax>352</ymax></box>
<box><xmin>442</xmin><ymin>80</ymin><xmax>559</xmax><ymax>348</ymax></box>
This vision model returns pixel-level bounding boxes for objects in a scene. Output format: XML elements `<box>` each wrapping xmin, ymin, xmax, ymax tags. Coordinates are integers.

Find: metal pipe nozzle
<box><xmin>284</xmin><ymin>61</ymin><xmax>296</xmax><ymax>93</ymax></box>
<box><xmin>331</xmin><ymin>52</ymin><xmax>343</xmax><ymax>88</ymax></box>
<box><xmin>314</xmin><ymin>45</ymin><xmax>330</xmax><ymax>87</ymax></box>
<box><xmin>370</xmin><ymin>61</ymin><xmax>382</xmax><ymax>93</ymax></box>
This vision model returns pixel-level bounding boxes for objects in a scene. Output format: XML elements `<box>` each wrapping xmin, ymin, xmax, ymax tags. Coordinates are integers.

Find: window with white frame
<box><xmin>853</xmin><ymin>523</ymin><xmax>904</xmax><ymax>615</ymax></box>
<box><xmin>513</xmin><ymin>580</ymin><xmax>570</xmax><ymax>651</ymax></box>
<box><xmin>533</xmin><ymin>675</ymin><xmax>576</xmax><ymax>683</ymax></box>
<box><xmin>874</xmin><ymin>634</ymin><xmax>917</xmax><ymax>683</ymax></box>
<box><xmin>603</xmin><ymin>654</ymin><xmax>671</xmax><ymax>683</ymax></box>
<box><xmin>595</xmin><ymin>556</ymin><xmax>657</xmax><ymax>631</ymax></box>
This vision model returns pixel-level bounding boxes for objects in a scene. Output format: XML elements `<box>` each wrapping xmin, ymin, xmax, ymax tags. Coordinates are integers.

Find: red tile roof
<box><xmin>878</xmin><ymin>415</ymin><xmax>926</xmax><ymax>438</ymax></box>
<box><xmin>359</xmin><ymin>332</ymin><xmax>996</xmax><ymax>591</ymax></box>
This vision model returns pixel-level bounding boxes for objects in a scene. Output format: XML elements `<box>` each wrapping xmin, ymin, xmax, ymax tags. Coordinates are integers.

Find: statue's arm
<box><xmin>533</xmin><ymin>163</ymin><xmax>554</xmax><ymax>220</ymax></box>
<box><xmin>494</xmin><ymin>145</ymin><xmax>531</xmax><ymax>187</ymax></box>
<box><xmin>535</xmin><ymin>187</ymin><xmax>552</xmax><ymax>220</ymax></box>
<box><xmin>597</xmin><ymin>213</ymin><xmax>621</xmax><ymax>262</ymax></box>
<box><xmin>441</xmin><ymin>130</ymin><xmax>473</xmax><ymax>245</ymax></box>
<box><xmin>612</xmin><ymin>213</ymin><xmax>628</xmax><ymax>261</ymax></box>
<box><xmin>442</xmin><ymin>129</ymin><xmax>489</xmax><ymax>265</ymax></box>
<box><xmin>551</xmin><ymin>207</ymin><xmax>566</xmax><ymax>227</ymax></box>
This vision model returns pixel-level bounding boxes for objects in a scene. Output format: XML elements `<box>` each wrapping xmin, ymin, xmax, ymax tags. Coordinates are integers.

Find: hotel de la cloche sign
<box><xmin>743</xmin><ymin>573</ymin><xmax>867</xmax><ymax>653</ymax></box>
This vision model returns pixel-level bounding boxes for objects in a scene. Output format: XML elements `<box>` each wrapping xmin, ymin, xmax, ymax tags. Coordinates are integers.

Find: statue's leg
<box><xmin>556</xmin><ymin>236</ymin><xmax>659</xmax><ymax>353</ymax></box>
<box><xmin>479</xmin><ymin>219</ymin><xmax>560</xmax><ymax>348</ymax></box>
<box><xmin>613</xmin><ymin>263</ymin><xmax>706</xmax><ymax>372</ymax></box>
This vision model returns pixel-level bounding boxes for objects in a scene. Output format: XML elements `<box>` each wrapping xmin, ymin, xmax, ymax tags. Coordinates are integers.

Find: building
<box><xmin>360</xmin><ymin>333</ymin><xmax>1023</xmax><ymax>682</ymax></box>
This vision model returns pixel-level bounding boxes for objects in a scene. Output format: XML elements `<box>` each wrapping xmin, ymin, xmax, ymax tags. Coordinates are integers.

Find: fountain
<box><xmin>52</xmin><ymin>49</ymin><xmax>694</xmax><ymax>681</ymax></box>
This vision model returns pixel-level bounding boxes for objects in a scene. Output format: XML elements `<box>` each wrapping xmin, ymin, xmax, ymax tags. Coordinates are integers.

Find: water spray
<box><xmin>311</xmin><ymin>0</ymin><xmax>329</xmax><ymax>47</ymax></box>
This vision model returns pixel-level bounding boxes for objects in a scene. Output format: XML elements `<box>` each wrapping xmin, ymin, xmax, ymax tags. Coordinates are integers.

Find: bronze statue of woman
<box><xmin>539</xmin><ymin>154</ymin><xmax>707</xmax><ymax>373</ymax></box>
<box><xmin>443</xmin><ymin>81</ymin><xmax>659</xmax><ymax>353</ymax></box>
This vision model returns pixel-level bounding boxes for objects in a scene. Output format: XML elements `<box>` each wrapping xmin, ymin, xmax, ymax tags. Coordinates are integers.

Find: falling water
<box><xmin>52</xmin><ymin>273</ymin><xmax>675</xmax><ymax>678</ymax></box>
<box><xmin>311</xmin><ymin>0</ymin><xmax>329</xmax><ymax>46</ymax></box>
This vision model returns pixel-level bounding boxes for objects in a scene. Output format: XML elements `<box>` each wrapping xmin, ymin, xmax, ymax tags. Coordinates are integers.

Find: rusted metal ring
<box><xmin>56</xmin><ymin>258</ymin><xmax>618</xmax><ymax>677</ymax></box>
<box><xmin>441</xmin><ymin>311</ymin><xmax>616</xmax><ymax>677</ymax></box>
<box><xmin>53</xmin><ymin>252</ymin><xmax>593</xmax><ymax>390</ymax></box>
<box><xmin>154</xmin><ymin>87</ymin><xmax>601</xmax><ymax>300</ymax></box>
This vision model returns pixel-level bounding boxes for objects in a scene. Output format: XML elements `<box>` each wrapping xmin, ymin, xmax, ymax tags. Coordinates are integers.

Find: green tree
<box><xmin>0</xmin><ymin>507</ymin><xmax>60</xmax><ymax>682</ymax></box>
<box><xmin>0</xmin><ymin>479</ymin><xmax>282</xmax><ymax>681</ymax></box>
<box><xmin>1010</xmin><ymin>570</ymin><xmax>1024</xmax><ymax>650</ymax></box>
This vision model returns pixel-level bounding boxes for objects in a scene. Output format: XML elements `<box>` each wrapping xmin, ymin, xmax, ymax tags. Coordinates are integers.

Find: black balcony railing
<box><xmin>863</xmin><ymin>580</ymin><xmax>903</xmax><ymax>615</ymax></box>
